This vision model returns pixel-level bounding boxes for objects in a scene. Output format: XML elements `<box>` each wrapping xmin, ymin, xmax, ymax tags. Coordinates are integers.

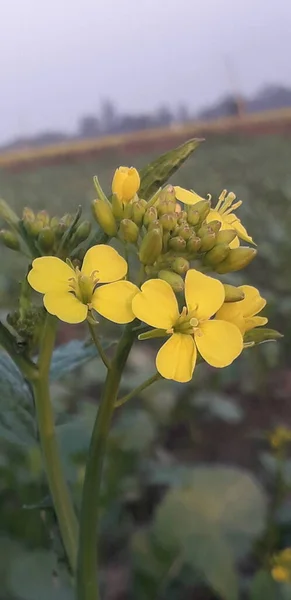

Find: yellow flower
<box><xmin>269</xmin><ymin>426</ymin><xmax>291</xmax><ymax>450</ymax></box>
<box><xmin>132</xmin><ymin>269</ymin><xmax>243</xmax><ymax>383</ymax></box>
<box><xmin>215</xmin><ymin>285</ymin><xmax>268</xmax><ymax>335</ymax></box>
<box><xmin>112</xmin><ymin>166</ymin><xmax>140</xmax><ymax>203</ymax></box>
<box><xmin>272</xmin><ymin>548</ymin><xmax>291</xmax><ymax>583</ymax></box>
<box><xmin>174</xmin><ymin>186</ymin><xmax>254</xmax><ymax>249</ymax></box>
<box><xmin>27</xmin><ymin>245</ymin><xmax>138</xmax><ymax>324</ymax></box>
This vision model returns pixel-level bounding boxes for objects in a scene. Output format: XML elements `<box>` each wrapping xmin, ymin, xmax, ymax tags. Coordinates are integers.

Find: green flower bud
<box><xmin>162</xmin><ymin>232</ymin><xmax>170</xmax><ymax>251</ymax></box>
<box><xmin>119</xmin><ymin>218</ymin><xmax>140</xmax><ymax>243</ymax></box>
<box><xmin>215</xmin><ymin>229</ymin><xmax>237</xmax><ymax>245</ymax></box>
<box><xmin>172</xmin><ymin>257</ymin><xmax>190</xmax><ymax>275</ymax></box>
<box><xmin>168</xmin><ymin>236</ymin><xmax>187</xmax><ymax>252</ymax></box>
<box><xmin>38</xmin><ymin>227</ymin><xmax>55</xmax><ymax>253</ymax></box>
<box><xmin>61</xmin><ymin>214</ymin><xmax>74</xmax><ymax>227</ymax></box>
<box><xmin>176</xmin><ymin>223</ymin><xmax>192</xmax><ymax>240</ymax></box>
<box><xmin>36</xmin><ymin>210</ymin><xmax>50</xmax><ymax>227</ymax></box>
<box><xmin>91</xmin><ymin>198</ymin><xmax>117</xmax><ymax>236</ymax></box>
<box><xmin>160</xmin><ymin>213</ymin><xmax>178</xmax><ymax>231</ymax></box>
<box><xmin>143</xmin><ymin>206</ymin><xmax>158</xmax><ymax>227</ymax></box>
<box><xmin>193</xmin><ymin>199</ymin><xmax>211</xmax><ymax>221</ymax></box>
<box><xmin>111</xmin><ymin>193</ymin><xmax>124</xmax><ymax>220</ymax></box>
<box><xmin>158</xmin><ymin>270</ymin><xmax>184</xmax><ymax>292</ymax></box>
<box><xmin>187</xmin><ymin>206</ymin><xmax>200</xmax><ymax>226</ymax></box>
<box><xmin>22</xmin><ymin>207</ymin><xmax>35</xmax><ymax>223</ymax></box>
<box><xmin>132</xmin><ymin>199</ymin><xmax>147</xmax><ymax>226</ymax></box>
<box><xmin>50</xmin><ymin>216</ymin><xmax>60</xmax><ymax>229</ymax></box>
<box><xmin>24</xmin><ymin>216</ymin><xmax>43</xmax><ymax>237</ymax></box>
<box><xmin>215</xmin><ymin>247</ymin><xmax>257</xmax><ymax>274</ymax></box>
<box><xmin>0</xmin><ymin>229</ymin><xmax>20</xmax><ymax>251</ymax></box>
<box><xmin>139</xmin><ymin>228</ymin><xmax>163</xmax><ymax>265</ymax></box>
<box><xmin>177</xmin><ymin>210</ymin><xmax>188</xmax><ymax>223</ymax></box>
<box><xmin>158</xmin><ymin>200</ymin><xmax>175</xmax><ymax>216</ymax></box>
<box><xmin>158</xmin><ymin>185</ymin><xmax>176</xmax><ymax>205</ymax></box>
<box><xmin>54</xmin><ymin>222</ymin><xmax>67</xmax><ymax>239</ymax></box>
<box><xmin>206</xmin><ymin>220</ymin><xmax>222</xmax><ymax>234</ymax></box>
<box><xmin>148</xmin><ymin>219</ymin><xmax>163</xmax><ymax>233</ymax></box>
<box><xmin>123</xmin><ymin>202</ymin><xmax>133</xmax><ymax>219</ymax></box>
<box><xmin>223</xmin><ymin>284</ymin><xmax>245</xmax><ymax>303</ymax></box>
<box><xmin>0</xmin><ymin>199</ymin><xmax>19</xmax><ymax>228</ymax></box>
<box><xmin>187</xmin><ymin>235</ymin><xmax>202</xmax><ymax>253</ymax></box>
<box><xmin>203</xmin><ymin>243</ymin><xmax>230</xmax><ymax>267</ymax></box>
<box><xmin>72</xmin><ymin>220</ymin><xmax>92</xmax><ymax>245</ymax></box>
<box><xmin>199</xmin><ymin>232</ymin><xmax>216</xmax><ymax>252</ymax></box>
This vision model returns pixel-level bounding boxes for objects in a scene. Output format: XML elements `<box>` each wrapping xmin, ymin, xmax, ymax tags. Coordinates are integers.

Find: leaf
<box><xmin>244</xmin><ymin>328</ymin><xmax>283</xmax><ymax>346</ymax></box>
<box><xmin>50</xmin><ymin>339</ymin><xmax>109</xmax><ymax>381</ymax></box>
<box><xmin>111</xmin><ymin>409</ymin><xmax>157</xmax><ymax>452</ymax></box>
<box><xmin>139</xmin><ymin>138</ymin><xmax>203</xmax><ymax>199</ymax></box>
<box><xmin>250</xmin><ymin>570</ymin><xmax>281</xmax><ymax>600</ymax></box>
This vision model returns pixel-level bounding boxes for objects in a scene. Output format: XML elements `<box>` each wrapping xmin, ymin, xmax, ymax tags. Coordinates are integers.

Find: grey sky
<box><xmin>0</xmin><ymin>0</ymin><xmax>290</xmax><ymax>143</ymax></box>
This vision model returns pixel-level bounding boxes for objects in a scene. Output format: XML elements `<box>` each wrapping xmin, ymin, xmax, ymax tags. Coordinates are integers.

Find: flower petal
<box><xmin>92</xmin><ymin>281</ymin><xmax>139</xmax><ymax>324</ymax></box>
<box><xmin>44</xmin><ymin>292</ymin><xmax>88</xmax><ymax>323</ymax></box>
<box><xmin>215</xmin><ymin>302</ymin><xmax>246</xmax><ymax>333</ymax></box>
<box><xmin>132</xmin><ymin>279</ymin><xmax>179</xmax><ymax>330</ymax></box>
<box><xmin>244</xmin><ymin>316</ymin><xmax>268</xmax><ymax>332</ymax></box>
<box><xmin>174</xmin><ymin>186</ymin><xmax>207</xmax><ymax>205</ymax></box>
<box><xmin>238</xmin><ymin>285</ymin><xmax>266</xmax><ymax>318</ymax></box>
<box><xmin>195</xmin><ymin>319</ymin><xmax>243</xmax><ymax>368</ymax></box>
<box><xmin>185</xmin><ymin>269</ymin><xmax>225</xmax><ymax>320</ymax></box>
<box><xmin>224</xmin><ymin>214</ymin><xmax>255</xmax><ymax>245</ymax></box>
<box><xmin>156</xmin><ymin>333</ymin><xmax>197</xmax><ymax>382</ymax></box>
<box><xmin>28</xmin><ymin>257</ymin><xmax>74</xmax><ymax>293</ymax></box>
<box><xmin>81</xmin><ymin>245</ymin><xmax>127</xmax><ymax>283</ymax></box>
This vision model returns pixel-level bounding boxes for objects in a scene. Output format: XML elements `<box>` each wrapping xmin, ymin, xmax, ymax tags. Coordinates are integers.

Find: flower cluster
<box><xmin>27</xmin><ymin>164</ymin><xmax>271</xmax><ymax>383</ymax></box>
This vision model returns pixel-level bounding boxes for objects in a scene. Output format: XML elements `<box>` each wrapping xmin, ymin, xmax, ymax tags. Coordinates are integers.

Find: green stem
<box><xmin>77</xmin><ymin>324</ymin><xmax>135</xmax><ymax>600</ymax></box>
<box><xmin>32</xmin><ymin>314</ymin><xmax>78</xmax><ymax>573</ymax></box>
<box><xmin>87</xmin><ymin>321</ymin><xmax>111</xmax><ymax>370</ymax></box>
<box><xmin>115</xmin><ymin>372</ymin><xmax>161</xmax><ymax>408</ymax></box>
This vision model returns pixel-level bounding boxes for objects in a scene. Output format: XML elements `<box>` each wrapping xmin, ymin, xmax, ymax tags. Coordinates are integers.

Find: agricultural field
<box><xmin>1</xmin><ymin>132</ymin><xmax>291</xmax><ymax>599</ymax></box>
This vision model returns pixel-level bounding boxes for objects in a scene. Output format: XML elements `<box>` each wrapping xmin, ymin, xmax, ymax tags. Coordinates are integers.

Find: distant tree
<box><xmin>155</xmin><ymin>106</ymin><xmax>173</xmax><ymax>127</ymax></box>
<box><xmin>176</xmin><ymin>103</ymin><xmax>190</xmax><ymax>123</ymax></box>
<box><xmin>100</xmin><ymin>99</ymin><xmax>118</xmax><ymax>133</ymax></box>
<box><xmin>78</xmin><ymin>116</ymin><xmax>100</xmax><ymax>138</ymax></box>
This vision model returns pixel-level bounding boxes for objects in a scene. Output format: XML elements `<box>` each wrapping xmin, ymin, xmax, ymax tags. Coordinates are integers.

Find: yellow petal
<box><xmin>185</xmin><ymin>269</ymin><xmax>225</xmax><ymax>320</ymax></box>
<box><xmin>238</xmin><ymin>285</ymin><xmax>266</xmax><ymax>318</ymax></box>
<box><xmin>81</xmin><ymin>245</ymin><xmax>127</xmax><ymax>283</ymax></box>
<box><xmin>121</xmin><ymin>168</ymin><xmax>140</xmax><ymax>202</ymax></box>
<box><xmin>174</xmin><ymin>186</ymin><xmax>206</xmax><ymax>205</ymax></box>
<box><xmin>156</xmin><ymin>333</ymin><xmax>197</xmax><ymax>382</ymax></box>
<box><xmin>195</xmin><ymin>319</ymin><xmax>243</xmax><ymax>367</ymax></box>
<box><xmin>92</xmin><ymin>281</ymin><xmax>139</xmax><ymax>324</ymax></box>
<box><xmin>224</xmin><ymin>214</ymin><xmax>255</xmax><ymax>245</ymax></box>
<box><xmin>132</xmin><ymin>279</ymin><xmax>179</xmax><ymax>329</ymax></box>
<box><xmin>27</xmin><ymin>257</ymin><xmax>74</xmax><ymax>294</ymax></box>
<box><xmin>244</xmin><ymin>316</ymin><xmax>268</xmax><ymax>332</ymax></box>
<box><xmin>215</xmin><ymin>303</ymin><xmax>246</xmax><ymax>334</ymax></box>
<box><xmin>112</xmin><ymin>167</ymin><xmax>128</xmax><ymax>199</ymax></box>
<box><xmin>44</xmin><ymin>292</ymin><xmax>88</xmax><ymax>323</ymax></box>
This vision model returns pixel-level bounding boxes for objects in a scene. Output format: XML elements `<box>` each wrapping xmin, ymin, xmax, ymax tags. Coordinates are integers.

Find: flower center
<box><xmin>214</xmin><ymin>190</ymin><xmax>242</xmax><ymax>215</ymax></box>
<box><xmin>172</xmin><ymin>306</ymin><xmax>200</xmax><ymax>335</ymax></box>
<box><xmin>68</xmin><ymin>268</ymin><xmax>100</xmax><ymax>306</ymax></box>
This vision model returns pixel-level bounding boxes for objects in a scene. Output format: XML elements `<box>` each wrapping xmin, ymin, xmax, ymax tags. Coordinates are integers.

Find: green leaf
<box><xmin>250</xmin><ymin>570</ymin><xmax>281</xmax><ymax>600</ymax></box>
<box><xmin>50</xmin><ymin>339</ymin><xmax>109</xmax><ymax>381</ymax></box>
<box><xmin>244</xmin><ymin>328</ymin><xmax>283</xmax><ymax>346</ymax></box>
<box><xmin>139</xmin><ymin>138</ymin><xmax>203</xmax><ymax>199</ymax></box>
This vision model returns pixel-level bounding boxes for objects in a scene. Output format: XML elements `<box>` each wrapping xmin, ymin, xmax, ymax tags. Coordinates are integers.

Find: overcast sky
<box><xmin>0</xmin><ymin>0</ymin><xmax>290</xmax><ymax>143</ymax></box>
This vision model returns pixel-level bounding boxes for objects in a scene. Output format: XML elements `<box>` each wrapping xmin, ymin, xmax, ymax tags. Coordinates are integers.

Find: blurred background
<box><xmin>1</xmin><ymin>1</ymin><xmax>291</xmax><ymax>599</ymax></box>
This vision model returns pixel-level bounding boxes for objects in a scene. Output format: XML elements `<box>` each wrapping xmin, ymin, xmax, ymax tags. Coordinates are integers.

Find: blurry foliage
<box><xmin>0</xmin><ymin>134</ymin><xmax>291</xmax><ymax>598</ymax></box>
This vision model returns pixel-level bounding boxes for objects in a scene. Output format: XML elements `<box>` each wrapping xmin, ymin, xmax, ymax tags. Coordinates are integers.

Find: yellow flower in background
<box><xmin>112</xmin><ymin>166</ymin><xmax>140</xmax><ymax>203</ymax></box>
<box><xmin>215</xmin><ymin>285</ymin><xmax>268</xmax><ymax>335</ymax></box>
<box><xmin>272</xmin><ymin>548</ymin><xmax>291</xmax><ymax>583</ymax></box>
<box><xmin>269</xmin><ymin>426</ymin><xmax>291</xmax><ymax>450</ymax></box>
<box><xmin>28</xmin><ymin>245</ymin><xmax>138</xmax><ymax>324</ymax></box>
<box><xmin>174</xmin><ymin>186</ymin><xmax>255</xmax><ymax>248</ymax></box>
<box><xmin>132</xmin><ymin>270</ymin><xmax>243</xmax><ymax>383</ymax></box>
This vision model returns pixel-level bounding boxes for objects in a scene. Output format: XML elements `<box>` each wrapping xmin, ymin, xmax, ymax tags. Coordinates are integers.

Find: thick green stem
<box><xmin>77</xmin><ymin>324</ymin><xmax>135</xmax><ymax>600</ymax></box>
<box><xmin>115</xmin><ymin>372</ymin><xmax>161</xmax><ymax>408</ymax></box>
<box><xmin>32</xmin><ymin>315</ymin><xmax>78</xmax><ymax>573</ymax></box>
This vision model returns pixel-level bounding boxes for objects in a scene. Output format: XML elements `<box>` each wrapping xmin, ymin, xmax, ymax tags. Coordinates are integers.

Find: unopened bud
<box><xmin>187</xmin><ymin>235</ymin><xmax>202</xmax><ymax>253</ymax></box>
<box><xmin>50</xmin><ymin>216</ymin><xmax>60</xmax><ymax>229</ymax></box>
<box><xmin>223</xmin><ymin>284</ymin><xmax>245</xmax><ymax>303</ymax></box>
<box><xmin>123</xmin><ymin>202</ymin><xmax>133</xmax><ymax>219</ymax></box>
<box><xmin>168</xmin><ymin>236</ymin><xmax>187</xmax><ymax>252</ymax></box>
<box><xmin>160</xmin><ymin>213</ymin><xmax>177</xmax><ymax>231</ymax></box>
<box><xmin>139</xmin><ymin>228</ymin><xmax>163</xmax><ymax>265</ymax></box>
<box><xmin>215</xmin><ymin>229</ymin><xmax>237</xmax><ymax>245</ymax></box>
<box><xmin>199</xmin><ymin>232</ymin><xmax>216</xmax><ymax>252</ymax></box>
<box><xmin>158</xmin><ymin>200</ymin><xmax>176</xmax><ymax>216</ymax></box>
<box><xmin>24</xmin><ymin>216</ymin><xmax>44</xmax><ymax>237</ymax></box>
<box><xmin>112</xmin><ymin>166</ymin><xmax>140</xmax><ymax>203</ymax></box>
<box><xmin>203</xmin><ymin>243</ymin><xmax>230</xmax><ymax>267</ymax></box>
<box><xmin>187</xmin><ymin>206</ymin><xmax>200</xmax><ymax>226</ymax></box>
<box><xmin>148</xmin><ymin>219</ymin><xmax>163</xmax><ymax>233</ymax></box>
<box><xmin>0</xmin><ymin>199</ymin><xmax>19</xmax><ymax>228</ymax></box>
<box><xmin>61</xmin><ymin>214</ymin><xmax>74</xmax><ymax>227</ymax></box>
<box><xmin>111</xmin><ymin>193</ymin><xmax>124</xmax><ymax>220</ymax></box>
<box><xmin>176</xmin><ymin>224</ymin><xmax>192</xmax><ymax>241</ymax></box>
<box><xmin>206</xmin><ymin>220</ymin><xmax>222</xmax><ymax>234</ymax></box>
<box><xmin>72</xmin><ymin>221</ymin><xmax>92</xmax><ymax>245</ymax></box>
<box><xmin>158</xmin><ymin>270</ymin><xmax>184</xmax><ymax>292</ymax></box>
<box><xmin>158</xmin><ymin>185</ymin><xmax>176</xmax><ymax>205</ymax></box>
<box><xmin>0</xmin><ymin>229</ymin><xmax>20</xmax><ymax>251</ymax></box>
<box><xmin>177</xmin><ymin>210</ymin><xmax>188</xmax><ymax>223</ymax></box>
<box><xmin>36</xmin><ymin>210</ymin><xmax>50</xmax><ymax>227</ymax></box>
<box><xmin>54</xmin><ymin>222</ymin><xmax>67</xmax><ymax>239</ymax></box>
<box><xmin>22</xmin><ymin>207</ymin><xmax>35</xmax><ymax>222</ymax></box>
<box><xmin>38</xmin><ymin>227</ymin><xmax>55</xmax><ymax>253</ymax></box>
<box><xmin>143</xmin><ymin>207</ymin><xmax>158</xmax><ymax>227</ymax></box>
<box><xmin>119</xmin><ymin>219</ymin><xmax>139</xmax><ymax>244</ymax></box>
<box><xmin>216</xmin><ymin>247</ymin><xmax>257</xmax><ymax>274</ymax></box>
<box><xmin>172</xmin><ymin>257</ymin><xmax>190</xmax><ymax>275</ymax></box>
<box><xmin>92</xmin><ymin>198</ymin><xmax>117</xmax><ymax>236</ymax></box>
<box><xmin>132</xmin><ymin>199</ymin><xmax>147</xmax><ymax>226</ymax></box>
<box><xmin>194</xmin><ymin>199</ymin><xmax>211</xmax><ymax>221</ymax></box>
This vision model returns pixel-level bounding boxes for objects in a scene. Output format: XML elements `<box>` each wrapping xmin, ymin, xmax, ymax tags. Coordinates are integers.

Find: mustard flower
<box><xmin>174</xmin><ymin>186</ymin><xmax>254</xmax><ymax>248</ymax></box>
<box><xmin>272</xmin><ymin>548</ymin><xmax>291</xmax><ymax>583</ymax></box>
<box><xmin>27</xmin><ymin>245</ymin><xmax>138</xmax><ymax>324</ymax></box>
<box><xmin>112</xmin><ymin>166</ymin><xmax>140</xmax><ymax>203</ymax></box>
<box><xmin>132</xmin><ymin>269</ymin><xmax>243</xmax><ymax>383</ymax></box>
<box><xmin>215</xmin><ymin>285</ymin><xmax>267</xmax><ymax>335</ymax></box>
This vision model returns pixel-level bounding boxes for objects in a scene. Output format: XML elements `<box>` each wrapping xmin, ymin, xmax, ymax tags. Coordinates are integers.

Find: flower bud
<box><xmin>36</xmin><ymin>210</ymin><xmax>50</xmax><ymax>227</ymax></box>
<box><xmin>143</xmin><ymin>206</ymin><xmax>158</xmax><ymax>227</ymax></box>
<box><xmin>168</xmin><ymin>236</ymin><xmax>187</xmax><ymax>252</ymax></box>
<box><xmin>177</xmin><ymin>210</ymin><xmax>188</xmax><ymax>223</ymax></box>
<box><xmin>206</xmin><ymin>220</ymin><xmax>222</xmax><ymax>234</ymax></box>
<box><xmin>24</xmin><ymin>216</ymin><xmax>44</xmax><ymax>237</ymax></box>
<box><xmin>160</xmin><ymin>213</ymin><xmax>178</xmax><ymax>231</ymax></box>
<box><xmin>61</xmin><ymin>214</ymin><xmax>74</xmax><ymax>227</ymax></box>
<box><xmin>139</xmin><ymin>228</ymin><xmax>163</xmax><ymax>265</ymax></box>
<box><xmin>112</xmin><ymin>166</ymin><xmax>140</xmax><ymax>203</ymax></box>
<box><xmin>22</xmin><ymin>207</ymin><xmax>35</xmax><ymax>223</ymax></box>
<box><xmin>50</xmin><ymin>216</ymin><xmax>60</xmax><ymax>229</ymax></box>
<box><xmin>215</xmin><ymin>229</ymin><xmax>237</xmax><ymax>245</ymax></box>
<box><xmin>38</xmin><ymin>227</ymin><xmax>55</xmax><ymax>253</ymax></box>
<box><xmin>158</xmin><ymin>270</ymin><xmax>184</xmax><ymax>292</ymax></box>
<box><xmin>158</xmin><ymin>200</ymin><xmax>176</xmax><ymax>216</ymax></box>
<box><xmin>158</xmin><ymin>185</ymin><xmax>176</xmax><ymax>205</ymax></box>
<box><xmin>111</xmin><ymin>193</ymin><xmax>124</xmax><ymax>220</ymax></box>
<box><xmin>0</xmin><ymin>199</ymin><xmax>19</xmax><ymax>228</ymax></box>
<box><xmin>119</xmin><ymin>219</ymin><xmax>140</xmax><ymax>244</ymax></box>
<box><xmin>223</xmin><ymin>284</ymin><xmax>245</xmax><ymax>303</ymax></box>
<box><xmin>72</xmin><ymin>221</ymin><xmax>92</xmax><ymax>245</ymax></box>
<box><xmin>0</xmin><ymin>229</ymin><xmax>20</xmax><ymax>251</ymax></box>
<box><xmin>123</xmin><ymin>202</ymin><xmax>133</xmax><ymax>219</ymax></box>
<box><xmin>148</xmin><ymin>219</ymin><xmax>163</xmax><ymax>233</ymax></box>
<box><xmin>187</xmin><ymin>207</ymin><xmax>200</xmax><ymax>226</ymax></box>
<box><xmin>215</xmin><ymin>247</ymin><xmax>257</xmax><ymax>274</ymax></box>
<box><xmin>187</xmin><ymin>235</ymin><xmax>202</xmax><ymax>253</ymax></box>
<box><xmin>91</xmin><ymin>198</ymin><xmax>117</xmax><ymax>236</ymax></box>
<box><xmin>54</xmin><ymin>222</ymin><xmax>67</xmax><ymax>239</ymax></box>
<box><xmin>199</xmin><ymin>232</ymin><xmax>216</xmax><ymax>252</ymax></box>
<box><xmin>132</xmin><ymin>199</ymin><xmax>147</xmax><ymax>226</ymax></box>
<box><xmin>176</xmin><ymin>224</ymin><xmax>192</xmax><ymax>240</ymax></box>
<box><xmin>172</xmin><ymin>257</ymin><xmax>190</xmax><ymax>275</ymax></box>
<box><xmin>193</xmin><ymin>199</ymin><xmax>211</xmax><ymax>221</ymax></box>
<box><xmin>203</xmin><ymin>243</ymin><xmax>230</xmax><ymax>267</ymax></box>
